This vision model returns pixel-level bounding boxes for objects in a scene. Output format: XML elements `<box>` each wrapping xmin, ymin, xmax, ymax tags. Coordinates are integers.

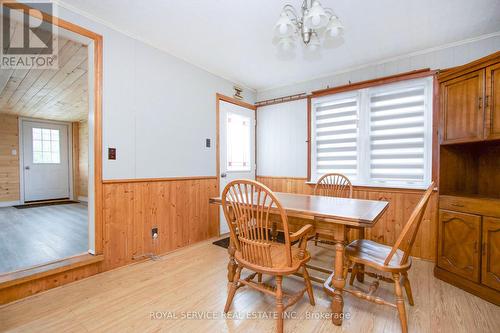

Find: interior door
<box><xmin>219</xmin><ymin>100</ymin><xmax>256</xmax><ymax>234</ymax></box>
<box><xmin>22</xmin><ymin>120</ymin><xmax>70</xmax><ymax>202</ymax></box>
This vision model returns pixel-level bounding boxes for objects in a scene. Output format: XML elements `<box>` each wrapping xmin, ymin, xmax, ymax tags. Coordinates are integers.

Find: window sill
<box><xmin>0</xmin><ymin>253</ymin><xmax>104</xmax><ymax>290</ymax></box>
<box><xmin>305</xmin><ymin>181</ymin><xmax>434</xmax><ymax>192</ymax></box>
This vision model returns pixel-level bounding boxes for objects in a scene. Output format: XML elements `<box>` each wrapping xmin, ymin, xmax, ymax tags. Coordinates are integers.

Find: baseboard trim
<box><xmin>0</xmin><ymin>201</ymin><xmax>20</xmax><ymax>208</ymax></box>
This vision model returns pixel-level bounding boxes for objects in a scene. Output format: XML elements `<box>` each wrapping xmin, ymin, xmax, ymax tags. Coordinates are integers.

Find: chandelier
<box><xmin>274</xmin><ymin>0</ymin><xmax>344</xmax><ymax>51</ymax></box>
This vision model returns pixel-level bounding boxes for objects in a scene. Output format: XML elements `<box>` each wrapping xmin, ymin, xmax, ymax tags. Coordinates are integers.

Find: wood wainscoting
<box><xmin>0</xmin><ymin>177</ymin><xmax>219</xmax><ymax>305</ymax></box>
<box><xmin>256</xmin><ymin>176</ymin><xmax>438</xmax><ymax>261</ymax></box>
<box><xmin>0</xmin><ymin>115</ymin><xmax>20</xmax><ymax>203</ymax></box>
<box><xmin>102</xmin><ymin>177</ymin><xmax>219</xmax><ymax>269</ymax></box>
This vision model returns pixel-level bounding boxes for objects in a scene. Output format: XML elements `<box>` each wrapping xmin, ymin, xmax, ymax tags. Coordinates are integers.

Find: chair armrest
<box><xmin>289</xmin><ymin>224</ymin><xmax>314</xmax><ymax>243</ymax></box>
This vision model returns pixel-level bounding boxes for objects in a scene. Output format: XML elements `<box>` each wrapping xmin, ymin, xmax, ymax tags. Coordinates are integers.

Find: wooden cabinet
<box><xmin>438</xmin><ymin>210</ymin><xmax>481</xmax><ymax>282</ymax></box>
<box><xmin>482</xmin><ymin>217</ymin><xmax>500</xmax><ymax>291</ymax></box>
<box><xmin>439</xmin><ymin>52</ymin><xmax>500</xmax><ymax>144</ymax></box>
<box><xmin>441</xmin><ymin>70</ymin><xmax>485</xmax><ymax>143</ymax></box>
<box><xmin>437</xmin><ymin>52</ymin><xmax>500</xmax><ymax>305</ymax></box>
<box><xmin>485</xmin><ymin>63</ymin><xmax>500</xmax><ymax>139</ymax></box>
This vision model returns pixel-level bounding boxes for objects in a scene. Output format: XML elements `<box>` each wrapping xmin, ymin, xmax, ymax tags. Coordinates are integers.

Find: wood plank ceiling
<box><xmin>0</xmin><ymin>22</ymin><xmax>88</xmax><ymax>122</ymax></box>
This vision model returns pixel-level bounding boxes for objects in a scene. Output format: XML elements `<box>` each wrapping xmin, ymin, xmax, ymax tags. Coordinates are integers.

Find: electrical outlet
<box><xmin>152</xmin><ymin>227</ymin><xmax>158</xmax><ymax>239</ymax></box>
<box><xmin>108</xmin><ymin>147</ymin><xmax>116</xmax><ymax>160</ymax></box>
<box><xmin>205</xmin><ymin>138</ymin><xmax>211</xmax><ymax>148</ymax></box>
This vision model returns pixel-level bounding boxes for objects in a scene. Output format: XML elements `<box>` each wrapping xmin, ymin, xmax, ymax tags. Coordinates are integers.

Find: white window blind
<box><xmin>314</xmin><ymin>93</ymin><xmax>359</xmax><ymax>179</ymax></box>
<box><xmin>369</xmin><ymin>86</ymin><xmax>427</xmax><ymax>184</ymax></box>
<box><xmin>311</xmin><ymin>77</ymin><xmax>433</xmax><ymax>189</ymax></box>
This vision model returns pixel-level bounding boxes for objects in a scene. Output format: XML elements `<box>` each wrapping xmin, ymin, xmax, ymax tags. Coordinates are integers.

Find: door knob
<box><xmin>25</xmin><ymin>166</ymin><xmax>30</xmax><ymax>170</ymax></box>
<box><xmin>221</xmin><ymin>172</ymin><xmax>227</xmax><ymax>178</ymax></box>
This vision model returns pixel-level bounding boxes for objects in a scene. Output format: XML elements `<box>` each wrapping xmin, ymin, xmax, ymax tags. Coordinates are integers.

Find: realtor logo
<box><xmin>1</xmin><ymin>1</ymin><xmax>58</xmax><ymax>69</ymax></box>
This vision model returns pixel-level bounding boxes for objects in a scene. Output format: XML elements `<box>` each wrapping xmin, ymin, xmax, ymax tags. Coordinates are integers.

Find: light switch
<box><xmin>11</xmin><ymin>149</ymin><xmax>17</xmax><ymax>156</ymax></box>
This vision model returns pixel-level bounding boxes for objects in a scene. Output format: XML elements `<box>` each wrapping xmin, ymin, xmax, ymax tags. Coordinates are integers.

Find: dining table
<box><xmin>209</xmin><ymin>191</ymin><xmax>389</xmax><ymax>326</ymax></box>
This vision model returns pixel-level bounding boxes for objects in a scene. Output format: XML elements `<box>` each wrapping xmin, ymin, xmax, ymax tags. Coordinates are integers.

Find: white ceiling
<box><xmin>58</xmin><ymin>0</ymin><xmax>500</xmax><ymax>91</ymax></box>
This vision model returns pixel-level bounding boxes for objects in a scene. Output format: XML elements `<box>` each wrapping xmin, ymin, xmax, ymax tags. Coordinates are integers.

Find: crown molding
<box><xmin>258</xmin><ymin>30</ymin><xmax>500</xmax><ymax>93</ymax></box>
<box><xmin>53</xmin><ymin>0</ymin><xmax>257</xmax><ymax>94</ymax></box>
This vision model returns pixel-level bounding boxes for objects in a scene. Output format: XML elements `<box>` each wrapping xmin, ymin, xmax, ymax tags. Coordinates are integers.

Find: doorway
<box><xmin>217</xmin><ymin>95</ymin><xmax>256</xmax><ymax>235</ymax></box>
<box><xmin>0</xmin><ymin>2</ymin><xmax>101</xmax><ymax>274</ymax></box>
<box><xmin>21</xmin><ymin>119</ymin><xmax>71</xmax><ymax>202</ymax></box>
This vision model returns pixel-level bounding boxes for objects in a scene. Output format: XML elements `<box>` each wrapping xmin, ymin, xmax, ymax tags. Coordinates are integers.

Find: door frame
<box><xmin>18</xmin><ymin>117</ymin><xmax>74</xmax><ymax>204</ymax></box>
<box><xmin>4</xmin><ymin>2</ymin><xmax>104</xmax><ymax>255</ymax></box>
<box><xmin>215</xmin><ymin>93</ymin><xmax>256</xmax><ymax>235</ymax></box>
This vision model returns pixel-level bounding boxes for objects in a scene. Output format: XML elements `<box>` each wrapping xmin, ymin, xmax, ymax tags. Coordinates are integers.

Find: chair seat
<box><xmin>235</xmin><ymin>242</ymin><xmax>310</xmax><ymax>275</ymax></box>
<box><xmin>346</xmin><ymin>239</ymin><xmax>411</xmax><ymax>272</ymax></box>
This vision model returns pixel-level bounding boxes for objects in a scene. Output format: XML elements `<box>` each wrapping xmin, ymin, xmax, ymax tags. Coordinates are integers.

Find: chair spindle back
<box><xmin>384</xmin><ymin>182</ymin><xmax>435</xmax><ymax>266</ymax></box>
<box><xmin>314</xmin><ymin>173</ymin><xmax>353</xmax><ymax>198</ymax></box>
<box><xmin>221</xmin><ymin>179</ymin><xmax>292</xmax><ymax>268</ymax></box>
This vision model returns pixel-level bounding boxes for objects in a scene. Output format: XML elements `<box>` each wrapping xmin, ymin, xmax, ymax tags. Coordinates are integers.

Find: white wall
<box><xmin>255</xmin><ymin>35</ymin><xmax>500</xmax><ymax>178</ymax></box>
<box><xmin>257</xmin><ymin>34</ymin><xmax>500</xmax><ymax>101</ymax></box>
<box><xmin>257</xmin><ymin>100</ymin><xmax>307</xmax><ymax>177</ymax></box>
<box><xmin>56</xmin><ymin>4</ymin><xmax>256</xmax><ymax>180</ymax></box>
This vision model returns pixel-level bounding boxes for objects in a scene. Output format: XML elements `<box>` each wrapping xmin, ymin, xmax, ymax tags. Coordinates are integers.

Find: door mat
<box><xmin>13</xmin><ymin>200</ymin><xmax>79</xmax><ymax>209</ymax></box>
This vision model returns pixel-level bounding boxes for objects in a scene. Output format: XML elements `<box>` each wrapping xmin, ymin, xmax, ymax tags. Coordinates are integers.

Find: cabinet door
<box><xmin>438</xmin><ymin>210</ymin><xmax>481</xmax><ymax>282</ymax></box>
<box><xmin>485</xmin><ymin>63</ymin><xmax>500</xmax><ymax>139</ymax></box>
<box><xmin>482</xmin><ymin>217</ymin><xmax>500</xmax><ymax>291</ymax></box>
<box><xmin>441</xmin><ymin>70</ymin><xmax>485</xmax><ymax>143</ymax></box>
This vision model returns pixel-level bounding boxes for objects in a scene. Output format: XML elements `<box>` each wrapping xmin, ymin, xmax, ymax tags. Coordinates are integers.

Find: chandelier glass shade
<box><xmin>274</xmin><ymin>0</ymin><xmax>344</xmax><ymax>50</ymax></box>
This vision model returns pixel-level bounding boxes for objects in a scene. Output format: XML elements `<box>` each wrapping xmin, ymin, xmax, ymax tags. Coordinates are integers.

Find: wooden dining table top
<box><xmin>209</xmin><ymin>192</ymin><xmax>389</xmax><ymax>227</ymax></box>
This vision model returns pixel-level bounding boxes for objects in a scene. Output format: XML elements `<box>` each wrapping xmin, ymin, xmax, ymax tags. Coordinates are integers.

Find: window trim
<box><xmin>307</xmin><ymin>70</ymin><xmax>437</xmax><ymax>190</ymax></box>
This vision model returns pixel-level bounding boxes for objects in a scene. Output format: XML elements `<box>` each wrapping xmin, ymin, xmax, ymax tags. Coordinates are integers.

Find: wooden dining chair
<box><xmin>313</xmin><ymin>173</ymin><xmax>354</xmax><ymax>246</ymax></box>
<box><xmin>222</xmin><ymin>179</ymin><xmax>315</xmax><ymax>333</ymax></box>
<box><xmin>344</xmin><ymin>182</ymin><xmax>434</xmax><ymax>333</ymax></box>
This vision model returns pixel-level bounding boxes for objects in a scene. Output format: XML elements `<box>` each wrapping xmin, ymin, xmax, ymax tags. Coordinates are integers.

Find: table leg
<box><xmin>227</xmin><ymin>238</ymin><xmax>237</xmax><ymax>283</ymax></box>
<box><xmin>357</xmin><ymin>228</ymin><xmax>365</xmax><ymax>283</ymax></box>
<box><xmin>331</xmin><ymin>241</ymin><xmax>346</xmax><ymax>326</ymax></box>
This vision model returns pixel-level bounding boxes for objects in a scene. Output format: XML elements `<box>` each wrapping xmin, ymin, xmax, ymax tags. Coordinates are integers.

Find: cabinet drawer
<box><xmin>440</xmin><ymin>195</ymin><xmax>500</xmax><ymax>217</ymax></box>
<box><xmin>438</xmin><ymin>210</ymin><xmax>481</xmax><ymax>282</ymax></box>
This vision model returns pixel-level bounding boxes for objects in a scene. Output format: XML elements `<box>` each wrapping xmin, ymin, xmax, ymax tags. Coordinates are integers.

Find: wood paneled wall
<box><xmin>257</xmin><ymin>176</ymin><xmax>438</xmax><ymax>261</ymax></box>
<box><xmin>102</xmin><ymin>178</ymin><xmax>219</xmax><ymax>269</ymax></box>
<box><xmin>78</xmin><ymin>121</ymin><xmax>89</xmax><ymax>198</ymax></box>
<box><xmin>0</xmin><ymin>115</ymin><xmax>20</xmax><ymax>202</ymax></box>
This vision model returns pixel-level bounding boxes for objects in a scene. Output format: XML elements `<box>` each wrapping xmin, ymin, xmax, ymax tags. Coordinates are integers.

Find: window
<box><xmin>32</xmin><ymin>128</ymin><xmax>60</xmax><ymax>164</ymax></box>
<box><xmin>226</xmin><ymin>112</ymin><xmax>251</xmax><ymax>171</ymax></box>
<box><xmin>311</xmin><ymin>77</ymin><xmax>433</xmax><ymax>189</ymax></box>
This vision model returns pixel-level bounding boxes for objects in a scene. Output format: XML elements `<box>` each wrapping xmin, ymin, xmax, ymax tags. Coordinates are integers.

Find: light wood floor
<box><xmin>0</xmin><ymin>238</ymin><xmax>499</xmax><ymax>333</ymax></box>
<box><xmin>0</xmin><ymin>203</ymin><xmax>88</xmax><ymax>273</ymax></box>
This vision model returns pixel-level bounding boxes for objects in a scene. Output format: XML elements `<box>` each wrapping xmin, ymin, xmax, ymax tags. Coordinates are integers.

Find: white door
<box><xmin>219</xmin><ymin>101</ymin><xmax>256</xmax><ymax>234</ymax></box>
<box><xmin>22</xmin><ymin>120</ymin><xmax>70</xmax><ymax>202</ymax></box>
